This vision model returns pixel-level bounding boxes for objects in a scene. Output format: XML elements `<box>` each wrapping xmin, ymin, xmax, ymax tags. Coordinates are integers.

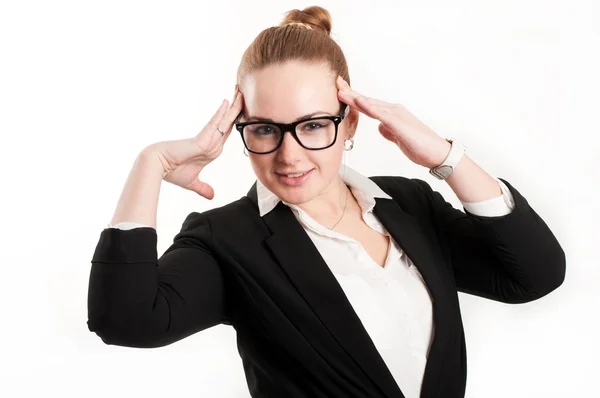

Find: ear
<box><xmin>344</xmin><ymin>106</ymin><xmax>359</xmax><ymax>140</ymax></box>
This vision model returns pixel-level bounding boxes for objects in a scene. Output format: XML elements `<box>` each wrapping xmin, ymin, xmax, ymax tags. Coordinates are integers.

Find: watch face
<box><xmin>437</xmin><ymin>165</ymin><xmax>453</xmax><ymax>178</ymax></box>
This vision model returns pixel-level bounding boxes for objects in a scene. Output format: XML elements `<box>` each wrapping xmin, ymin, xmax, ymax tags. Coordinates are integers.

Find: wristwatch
<box><xmin>428</xmin><ymin>138</ymin><xmax>466</xmax><ymax>180</ymax></box>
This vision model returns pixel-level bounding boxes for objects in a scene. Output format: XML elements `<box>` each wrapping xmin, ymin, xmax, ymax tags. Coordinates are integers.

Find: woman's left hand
<box><xmin>336</xmin><ymin>75</ymin><xmax>451</xmax><ymax>169</ymax></box>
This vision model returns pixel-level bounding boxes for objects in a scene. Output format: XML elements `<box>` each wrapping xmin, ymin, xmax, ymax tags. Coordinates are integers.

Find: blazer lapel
<box><xmin>248</xmin><ymin>182</ymin><xmax>454</xmax><ymax>398</ymax></box>
<box><xmin>373</xmin><ymin>197</ymin><xmax>457</xmax><ymax>396</ymax></box>
<box><xmin>262</xmin><ymin>202</ymin><xmax>404</xmax><ymax>398</ymax></box>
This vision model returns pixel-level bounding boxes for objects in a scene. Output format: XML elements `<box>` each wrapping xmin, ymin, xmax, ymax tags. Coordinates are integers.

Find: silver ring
<box><xmin>216</xmin><ymin>126</ymin><xmax>224</xmax><ymax>136</ymax></box>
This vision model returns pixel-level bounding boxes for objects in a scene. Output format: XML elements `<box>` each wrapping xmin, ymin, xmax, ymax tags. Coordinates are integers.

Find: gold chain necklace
<box><xmin>329</xmin><ymin>186</ymin><xmax>349</xmax><ymax>230</ymax></box>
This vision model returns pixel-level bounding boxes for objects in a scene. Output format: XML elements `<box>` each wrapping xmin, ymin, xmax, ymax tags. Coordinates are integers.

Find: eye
<box><xmin>252</xmin><ymin>124</ymin><xmax>277</xmax><ymax>135</ymax></box>
<box><xmin>302</xmin><ymin>122</ymin><xmax>325</xmax><ymax>131</ymax></box>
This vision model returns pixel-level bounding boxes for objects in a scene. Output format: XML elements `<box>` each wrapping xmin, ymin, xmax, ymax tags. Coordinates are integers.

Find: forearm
<box><xmin>444</xmin><ymin>154</ymin><xmax>503</xmax><ymax>203</ymax></box>
<box><xmin>420</xmin><ymin>175</ymin><xmax>566</xmax><ymax>302</ymax></box>
<box><xmin>110</xmin><ymin>148</ymin><xmax>164</xmax><ymax>229</ymax></box>
<box><xmin>89</xmin><ymin>214</ymin><xmax>226</xmax><ymax>347</ymax></box>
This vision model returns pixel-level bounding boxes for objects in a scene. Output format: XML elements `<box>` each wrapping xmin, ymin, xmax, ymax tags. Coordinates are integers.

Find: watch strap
<box><xmin>429</xmin><ymin>138</ymin><xmax>466</xmax><ymax>179</ymax></box>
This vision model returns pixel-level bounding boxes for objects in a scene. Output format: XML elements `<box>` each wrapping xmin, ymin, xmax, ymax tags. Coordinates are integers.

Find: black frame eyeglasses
<box><xmin>235</xmin><ymin>105</ymin><xmax>350</xmax><ymax>154</ymax></box>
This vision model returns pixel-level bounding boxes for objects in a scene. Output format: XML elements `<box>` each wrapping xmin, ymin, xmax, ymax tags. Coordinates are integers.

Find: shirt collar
<box><xmin>256</xmin><ymin>164</ymin><xmax>393</xmax><ymax>217</ymax></box>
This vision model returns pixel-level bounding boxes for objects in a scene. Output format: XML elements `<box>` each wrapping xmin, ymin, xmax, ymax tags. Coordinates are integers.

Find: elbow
<box><xmin>534</xmin><ymin>247</ymin><xmax>566</xmax><ymax>300</ymax></box>
<box><xmin>529</xmin><ymin>226</ymin><xmax>568</xmax><ymax>301</ymax></box>
<box><xmin>87</xmin><ymin>320</ymin><xmax>176</xmax><ymax>349</ymax></box>
<box><xmin>87</xmin><ymin>321</ymin><xmax>129</xmax><ymax>347</ymax></box>
<box><xmin>508</xmin><ymin>250</ymin><xmax>566</xmax><ymax>304</ymax></box>
<box><xmin>87</xmin><ymin>305</ymin><xmax>172</xmax><ymax>349</ymax></box>
<box><xmin>87</xmin><ymin>279</ymin><xmax>174</xmax><ymax>348</ymax></box>
<box><xmin>87</xmin><ymin>316</ymin><xmax>167</xmax><ymax>349</ymax></box>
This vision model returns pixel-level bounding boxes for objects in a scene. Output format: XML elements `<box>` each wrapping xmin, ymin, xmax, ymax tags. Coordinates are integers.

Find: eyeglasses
<box><xmin>235</xmin><ymin>105</ymin><xmax>350</xmax><ymax>154</ymax></box>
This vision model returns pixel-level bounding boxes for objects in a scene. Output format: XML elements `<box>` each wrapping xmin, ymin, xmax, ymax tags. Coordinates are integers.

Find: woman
<box><xmin>87</xmin><ymin>6</ymin><xmax>566</xmax><ymax>398</ymax></box>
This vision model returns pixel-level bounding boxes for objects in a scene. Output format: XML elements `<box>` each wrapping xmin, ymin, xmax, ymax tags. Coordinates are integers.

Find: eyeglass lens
<box><xmin>243</xmin><ymin>118</ymin><xmax>336</xmax><ymax>153</ymax></box>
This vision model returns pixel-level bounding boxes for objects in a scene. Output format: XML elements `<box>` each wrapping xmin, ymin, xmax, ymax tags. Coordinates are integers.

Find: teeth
<box><xmin>286</xmin><ymin>172</ymin><xmax>304</xmax><ymax>178</ymax></box>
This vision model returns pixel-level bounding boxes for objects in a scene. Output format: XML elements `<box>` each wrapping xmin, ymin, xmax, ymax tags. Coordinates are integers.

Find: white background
<box><xmin>1</xmin><ymin>0</ymin><xmax>598</xmax><ymax>397</ymax></box>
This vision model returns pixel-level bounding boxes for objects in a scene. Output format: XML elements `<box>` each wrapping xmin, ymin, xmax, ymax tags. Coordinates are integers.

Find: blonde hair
<box><xmin>236</xmin><ymin>6</ymin><xmax>350</xmax><ymax>102</ymax></box>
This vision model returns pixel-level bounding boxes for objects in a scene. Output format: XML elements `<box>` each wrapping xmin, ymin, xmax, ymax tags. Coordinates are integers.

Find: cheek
<box><xmin>249</xmin><ymin>156</ymin><xmax>272</xmax><ymax>178</ymax></box>
<box><xmin>311</xmin><ymin>143</ymin><xmax>344</xmax><ymax>175</ymax></box>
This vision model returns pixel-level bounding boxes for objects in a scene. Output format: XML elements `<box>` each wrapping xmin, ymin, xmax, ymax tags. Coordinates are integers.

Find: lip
<box><xmin>275</xmin><ymin>168</ymin><xmax>314</xmax><ymax>186</ymax></box>
<box><xmin>275</xmin><ymin>170</ymin><xmax>311</xmax><ymax>175</ymax></box>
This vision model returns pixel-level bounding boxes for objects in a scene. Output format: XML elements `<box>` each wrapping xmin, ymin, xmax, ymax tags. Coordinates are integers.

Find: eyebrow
<box><xmin>244</xmin><ymin>110</ymin><xmax>334</xmax><ymax>123</ymax></box>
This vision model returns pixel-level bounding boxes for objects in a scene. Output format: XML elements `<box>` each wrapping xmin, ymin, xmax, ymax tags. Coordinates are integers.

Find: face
<box><xmin>239</xmin><ymin>61</ymin><xmax>358</xmax><ymax>206</ymax></box>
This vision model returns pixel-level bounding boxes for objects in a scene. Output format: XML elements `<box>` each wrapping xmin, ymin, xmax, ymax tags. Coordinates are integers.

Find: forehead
<box><xmin>240</xmin><ymin>61</ymin><xmax>338</xmax><ymax>121</ymax></box>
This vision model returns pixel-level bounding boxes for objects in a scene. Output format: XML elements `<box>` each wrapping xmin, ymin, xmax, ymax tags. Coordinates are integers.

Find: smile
<box><xmin>276</xmin><ymin>169</ymin><xmax>314</xmax><ymax>186</ymax></box>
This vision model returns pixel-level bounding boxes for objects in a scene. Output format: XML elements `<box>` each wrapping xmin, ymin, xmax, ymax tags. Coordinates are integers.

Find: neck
<box><xmin>297</xmin><ymin>177</ymin><xmax>355</xmax><ymax>227</ymax></box>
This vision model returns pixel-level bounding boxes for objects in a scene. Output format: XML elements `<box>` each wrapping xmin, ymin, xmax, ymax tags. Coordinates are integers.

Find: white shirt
<box><xmin>109</xmin><ymin>165</ymin><xmax>515</xmax><ymax>398</ymax></box>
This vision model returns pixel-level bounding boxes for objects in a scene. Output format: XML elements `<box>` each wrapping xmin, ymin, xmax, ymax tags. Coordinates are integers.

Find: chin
<box><xmin>273</xmin><ymin>185</ymin><xmax>314</xmax><ymax>205</ymax></box>
<box><xmin>269</xmin><ymin>177</ymin><xmax>320</xmax><ymax>205</ymax></box>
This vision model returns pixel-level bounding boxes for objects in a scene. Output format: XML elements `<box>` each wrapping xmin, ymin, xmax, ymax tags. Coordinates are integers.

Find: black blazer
<box><xmin>88</xmin><ymin>176</ymin><xmax>565</xmax><ymax>398</ymax></box>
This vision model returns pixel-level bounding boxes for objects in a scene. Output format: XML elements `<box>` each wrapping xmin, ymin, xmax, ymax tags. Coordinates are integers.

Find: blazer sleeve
<box><xmin>414</xmin><ymin>177</ymin><xmax>566</xmax><ymax>304</ymax></box>
<box><xmin>87</xmin><ymin>212</ymin><xmax>227</xmax><ymax>348</ymax></box>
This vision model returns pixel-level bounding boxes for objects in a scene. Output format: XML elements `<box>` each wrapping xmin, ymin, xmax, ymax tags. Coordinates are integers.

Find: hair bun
<box><xmin>281</xmin><ymin>6</ymin><xmax>332</xmax><ymax>35</ymax></box>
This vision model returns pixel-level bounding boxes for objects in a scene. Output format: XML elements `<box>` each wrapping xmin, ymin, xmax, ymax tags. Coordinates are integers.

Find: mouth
<box><xmin>275</xmin><ymin>169</ymin><xmax>314</xmax><ymax>186</ymax></box>
<box><xmin>276</xmin><ymin>170</ymin><xmax>310</xmax><ymax>178</ymax></box>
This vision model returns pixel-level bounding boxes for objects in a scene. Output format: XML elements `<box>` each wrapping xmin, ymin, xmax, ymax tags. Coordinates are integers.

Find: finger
<box><xmin>353</xmin><ymin>95</ymin><xmax>400</xmax><ymax>128</ymax></box>
<box><xmin>336</xmin><ymin>76</ymin><xmax>361</xmax><ymax>105</ymax></box>
<box><xmin>338</xmin><ymin>90</ymin><xmax>366</xmax><ymax>115</ymax></box>
<box><xmin>360</xmin><ymin>96</ymin><xmax>398</xmax><ymax>109</ymax></box>
<box><xmin>206</xmin><ymin>99</ymin><xmax>230</xmax><ymax>133</ymax></box>
<box><xmin>231</xmin><ymin>84</ymin><xmax>240</xmax><ymax>107</ymax></box>
<box><xmin>188</xmin><ymin>177</ymin><xmax>215</xmax><ymax>200</ymax></box>
<box><xmin>335</xmin><ymin>77</ymin><xmax>384</xmax><ymax>105</ymax></box>
<box><xmin>378</xmin><ymin>123</ymin><xmax>399</xmax><ymax>144</ymax></box>
<box><xmin>350</xmin><ymin>94</ymin><xmax>378</xmax><ymax>119</ymax></box>
<box><xmin>336</xmin><ymin>77</ymin><xmax>398</xmax><ymax>110</ymax></box>
<box><xmin>218</xmin><ymin>91</ymin><xmax>244</xmax><ymax>139</ymax></box>
<box><xmin>335</xmin><ymin>76</ymin><xmax>403</xmax><ymax>130</ymax></box>
<box><xmin>339</xmin><ymin>89</ymin><xmax>396</xmax><ymax>112</ymax></box>
<box><xmin>336</xmin><ymin>75</ymin><xmax>348</xmax><ymax>92</ymax></box>
<box><xmin>337</xmin><ymin>87</ymin><xmax>370</xmax><ymax>113</ymax></box>
<box><xmin>221</xmin><ymin>88</ymin><xmax>242</xmax><ymax>130</ymax></box>
<box><xmin>336</xmin><ymin>79</ymin><xmax>359</xmax><ymax>102</ymax></box>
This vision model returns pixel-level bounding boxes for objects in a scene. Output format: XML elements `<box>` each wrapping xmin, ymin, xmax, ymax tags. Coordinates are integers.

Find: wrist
<box><xmin>138</xmin><ymin>147</ymin><xmax>169</xmax><ymax>179</ymax></box>
<box><xmin>428</xmin><ymin>138</ymin><xmax>467</xmax><ymax>180</ymax></box>
<box><xmin>429</xmin><ymin>139</ymin><xmax>452</xmax><ymax>169</ymax></box>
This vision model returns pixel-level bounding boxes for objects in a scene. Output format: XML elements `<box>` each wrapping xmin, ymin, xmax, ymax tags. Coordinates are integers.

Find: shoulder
<box><xmin>181</xmin><ymin>196</ymin><xmax>256</xmax><ymax>225</ymax></box>
<box><xmin>177</xmin><ymin>196</ymin><xmax>265</xmax><ymax>239</ymax></box>
<box><xmin>369</xmin><ymin>175</ymin><xmax>437</xmax><ymax>207</ymax></box>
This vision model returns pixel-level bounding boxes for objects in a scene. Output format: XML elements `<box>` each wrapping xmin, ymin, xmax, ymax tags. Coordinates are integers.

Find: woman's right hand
<box><xmin>144</xmin><ymin>86</ymin><xmax>244</xmax><ymax>199</ymax></box>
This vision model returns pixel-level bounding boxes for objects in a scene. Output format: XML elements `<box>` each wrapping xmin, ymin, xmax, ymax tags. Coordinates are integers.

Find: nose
<box><xmin>276</xmin><ymin>129</ymin><xmax>304</xmax><ymax>163</ymax></box>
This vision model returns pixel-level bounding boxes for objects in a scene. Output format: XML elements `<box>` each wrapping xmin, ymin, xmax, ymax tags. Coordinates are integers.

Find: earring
<box><xmin>344</xmin><ymin>137</ymin><xmax>354</xmax><ymax>151</ymax></box>
<box><xmin>243</xmin><ymin>147</ymin><xmax>249</xmax><ymax>157</ymax></box>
